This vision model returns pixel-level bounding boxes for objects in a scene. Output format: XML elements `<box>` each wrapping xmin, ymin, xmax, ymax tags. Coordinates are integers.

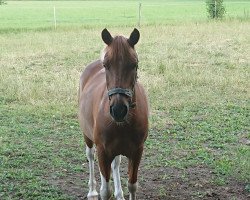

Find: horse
<box><xmin>78</xmin><ymin>28</ymin><xmax>149</xmax><ymax>200</ymax></box>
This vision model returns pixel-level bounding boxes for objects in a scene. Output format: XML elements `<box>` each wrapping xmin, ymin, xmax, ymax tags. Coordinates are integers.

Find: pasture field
<box><xmin>0</xmin><ymin>0</ymin><xmax>250</xmax><ymax>31</ymax></box>
<box><xmin>0</xmin><ymin>1</ymin><xmax>250</xmax><ymax>200</ymax></box>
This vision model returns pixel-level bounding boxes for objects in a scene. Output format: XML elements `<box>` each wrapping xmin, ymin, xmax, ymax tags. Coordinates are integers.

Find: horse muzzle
<box><xmin>108</xmin><ymin>87</ymin><xmax>133</xmax><ymax>122</ymax></box>
<box><xmin>110</xmin><ymin>103</ymin><xmax>128</xmax><ymax>122</ymax></box>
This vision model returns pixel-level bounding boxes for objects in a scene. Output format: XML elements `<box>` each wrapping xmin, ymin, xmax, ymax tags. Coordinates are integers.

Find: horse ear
<box><xmin>101</xmin><ymin>28</ymin><xmax>113</xmax><ymax>45</ymax></box>
<box><xmin>128</xmin><ymin>28</ymin><xmax>140</xmax><ymax>47</ymax></box>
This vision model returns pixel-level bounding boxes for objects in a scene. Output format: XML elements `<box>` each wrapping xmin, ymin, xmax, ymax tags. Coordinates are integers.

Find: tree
<box><xmin>206</xmin><ymin>0</ymin><xmax>225</xmax><ymax>19</ymax></box>
<box><xmin>0</xmin><ymin>0</ymin><xmax>7</xmax><ymax>5</ymax></box>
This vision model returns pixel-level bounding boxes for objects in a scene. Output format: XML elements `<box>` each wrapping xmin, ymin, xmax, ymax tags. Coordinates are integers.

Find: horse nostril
<box><xmin>110</xmin><ymin>104</ymin><xmax>128</xmax><ymax>121</ymax></box>
<box><xmin>110</xmin><ymin>105</ymin><xmax>114</xmax><ymax>116</ymax></box>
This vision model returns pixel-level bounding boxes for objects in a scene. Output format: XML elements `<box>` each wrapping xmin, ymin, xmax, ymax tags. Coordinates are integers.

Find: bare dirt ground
<box><xmin>48</xmin><ymin>156</ymin><xmax>249</xmax><ymax>200</ymax></box>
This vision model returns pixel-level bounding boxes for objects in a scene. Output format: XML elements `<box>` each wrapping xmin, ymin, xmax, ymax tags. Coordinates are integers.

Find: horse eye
<box><xmin>128</xmin><ymin>63</ymin><xmax>137</xmax><ymax>69</ymax></box>
<box><xmin>104</xmin><ymin>64</ymin><xmax>111</xmax><ymax>71</ymax></box>
<box><xmin>103</xmin><ymin>63</ymin><xmax>108</xmax><ymax>69</ymax></box>
<box><xmin>132</xmin><ymin>63</ymin><xmax>138</xmax><ymax>69</ymax></box>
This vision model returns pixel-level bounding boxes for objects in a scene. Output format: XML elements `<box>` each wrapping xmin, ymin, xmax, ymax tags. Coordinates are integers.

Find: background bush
<box><xmin>0</xmin><ymin>0</ymin><xmax>6</xmax><ymax>5</ymax></box>
<box><xmin>206</xmin><ymin>0</ymin><xmax>226</xmax><ymax>19</ymax></box>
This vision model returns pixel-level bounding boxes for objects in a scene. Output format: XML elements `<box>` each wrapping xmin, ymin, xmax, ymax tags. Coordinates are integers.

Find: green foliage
<box><xmin>0</xmin><ymin>0</ymin><xmax>6</xmax><ymax>5</ymax></box>
<box><xmin>206</xmin><ymin>0</ymin><xmax>226</xmax><ymax>19</ymax></box>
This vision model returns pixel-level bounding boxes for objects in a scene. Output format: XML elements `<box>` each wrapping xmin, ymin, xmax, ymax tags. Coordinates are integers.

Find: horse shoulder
<box><xmin>79</xmin><ymin>60</ymin><xmax>103</xmax><ymax>92</ymax></box>
<box><xmin>79</xmin><ymin>59</ymin><xmax>105</xmax><ymax>141</ymax></box>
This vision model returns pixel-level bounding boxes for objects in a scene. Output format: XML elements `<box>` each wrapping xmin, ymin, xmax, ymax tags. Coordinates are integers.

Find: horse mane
<box><xmin>103</xmin><ymin>36</ymin><xmax>138</xmax><ymax>64</ymax></box>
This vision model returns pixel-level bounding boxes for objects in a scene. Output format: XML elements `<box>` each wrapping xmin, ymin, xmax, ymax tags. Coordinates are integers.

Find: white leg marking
<box><xmin>111</xmin><ymin>156</ymin><xmax>125</xmax><ymax>200</ymax></box>
<box><xmin>128</xmin><ymin>182</ymin><xmax>138</xmax><ymax>200</ymax></box>
<box><xmin>86</xmin><ymin>146</ymin><xmax>98</xmax><ymax>199</ymax></box>
<box><xmin>100</xmin><ymin>172</ymin><xmax>112</xmax><ymax>200</ymax></box>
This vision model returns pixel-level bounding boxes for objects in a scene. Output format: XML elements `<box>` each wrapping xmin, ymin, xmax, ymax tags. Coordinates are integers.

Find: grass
<box><xmin>0</xmin><ymin>1</ymin><xmax>250</xmax><ymax>31</ymax></box>
<box><xmin>0</xmin><ymin>1</ymin><xmax>250</xmax><ymax>199</ymax></box>
<box><xmin>0</xmin><ymin>104</ymin><xmax>82</xmax><ymax>199</ymax></box>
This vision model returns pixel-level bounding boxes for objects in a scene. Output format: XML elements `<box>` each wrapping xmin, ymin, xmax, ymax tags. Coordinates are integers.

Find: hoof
<box><xmin>87</xmin><ymin>191</ymin><xmax>99</xmax><ymax>200</ymax></box>
<box><xmin>115</xmin><ymin>193</ymin><xmax>125</xmax><ymax>200</ymax></box>
<box><xmin>88</xmin><ymin>197</ymin><xmax>98</xmax><ymax>200</ymax></box>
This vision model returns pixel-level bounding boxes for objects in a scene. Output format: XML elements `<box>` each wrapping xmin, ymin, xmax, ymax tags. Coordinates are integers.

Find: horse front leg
<box><xmin>97</xmin><ymin>146</ymin><xmax>112</xmax><ymax>200</ymax></box>
<box><xmin>84</xmin><ymin>134</ymin><xmax>98</xmax><ymax>200</ymax></box>
<box><xmin>127</xmin><ymin>148</ymin><xmax>143</xmax><ymax>200</ymax></box>
<box><xmin>86</xmin><ymin>145</ymin><xmax>98</xmax><ymax>200</ymax></box>
<box><xmin>111</xmin><ymin>155</ymin><xmax>125</xmax><ymax>200</ymax></box>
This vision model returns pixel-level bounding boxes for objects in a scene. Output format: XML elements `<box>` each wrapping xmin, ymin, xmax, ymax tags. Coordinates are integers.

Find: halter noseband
<box><xmin>108</xmin><ymin>87</ymin><xmax>136</xmax><ymax>108</ymax></box>
<box><xmin>108</xmin><ymin>88</ymin><xmax>133</xmax><ymax>98</ymax></box>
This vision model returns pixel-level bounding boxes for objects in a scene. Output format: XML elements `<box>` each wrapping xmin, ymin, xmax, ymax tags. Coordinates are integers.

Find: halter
<box><xmin>107</xmin><ymin>69</ymin><xmax>137</xmax><ymax>108</ymax></box>
<box><xmin>104</xmin><ymin>61</ymin><xmax>138</xmax><ymax>109</ymax></box>
<box><xmin>108</xmin><ymin>87</ymin><xmax>136</xmax><ymax>108</ymax></box>
<box><xmin>108</xmin><ymin>88</ymin><xmax>133</xmax><ymax>98</ymax></box>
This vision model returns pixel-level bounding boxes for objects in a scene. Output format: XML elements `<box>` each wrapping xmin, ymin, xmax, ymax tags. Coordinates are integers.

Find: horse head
<box><xmin>101</xmin><ymin>28</ymin><xmax>140</xmax><ymax>122</ymax></box>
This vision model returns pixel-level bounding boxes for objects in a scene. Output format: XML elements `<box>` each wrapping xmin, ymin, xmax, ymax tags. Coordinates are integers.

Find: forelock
<box><xmin>103</xmin><ymin>36</ymin><xmax>138</xmax><ymax>64</ymax></box>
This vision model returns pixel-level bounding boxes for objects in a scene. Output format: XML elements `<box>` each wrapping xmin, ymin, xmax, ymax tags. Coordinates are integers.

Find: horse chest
<box><xmin>100</xmin><ymin>128</ymin><xmax>143</xmax><ymax>157</ymax></box>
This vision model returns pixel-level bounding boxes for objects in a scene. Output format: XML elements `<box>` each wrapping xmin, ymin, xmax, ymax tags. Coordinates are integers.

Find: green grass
<box><xmin>0</xmin><ymin>1</ymin><xmax>250</xmax><ymax>199</ymax></box>
<box><xmin>0</xmin><ymin>104</ymin><xmax>82</xmax><ymax>199</ymax></box>
<box><xmin>0</xmin><ymin>1</ymin><xmax>250</xmax><ymax>31</ymax></box>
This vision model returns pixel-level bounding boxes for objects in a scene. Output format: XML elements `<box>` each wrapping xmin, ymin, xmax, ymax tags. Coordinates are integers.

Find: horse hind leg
<box><xmin>111</xmin><ymin>155</ymin><xmax>125</xmax><ymax>200</ymax></box>
<box><xmin>85</xmin><ymin>136</ymin><xmax>98</xmax><ymax>200</ymax></box>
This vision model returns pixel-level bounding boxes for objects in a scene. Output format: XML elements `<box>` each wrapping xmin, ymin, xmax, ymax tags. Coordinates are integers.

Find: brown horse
<box><xmin>78</xmin><ymin>28</ymin><xmax>148</xmax><ymax>200</ymax></box>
